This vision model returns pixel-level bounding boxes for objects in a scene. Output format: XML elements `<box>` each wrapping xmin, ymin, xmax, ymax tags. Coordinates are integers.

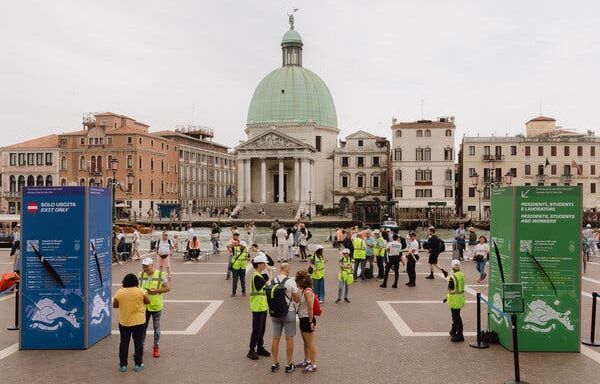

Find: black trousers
<box><xmin>383</xmin><ymin>256</ymin><xmax>400</xmax><ymax>286</ymax></box>
<box><xmin>406</xmin><ymin>255</ymin><xmax>417</xmax><ymax>285</ymax></box>
<box><xmin>249</xmin><ymin>311</ymin><xmax>267</xmax><ymax>351</ymax></box>
<box><xmin>450</xmin><ymin>308</ymin><xmax>464</xmax><ymax>338</ymax></box>
<box><xmin>272</xmin><ymin>233</ymin><xmax>278</xmax><ymax>247</ymax></box>
<box><xmin>232</xmin><ymin>268</ymin><xmax>246</xmax><ymax>294</ymax></box>
<box><xmin>119</xmin><ymin>323</ymin><xmax>144</xmax><ymax>367</ymax></box>
<box><xmin>376</xmin><ymin>256</ymin><xmax>385</xmax><ymax>278</ymax></box>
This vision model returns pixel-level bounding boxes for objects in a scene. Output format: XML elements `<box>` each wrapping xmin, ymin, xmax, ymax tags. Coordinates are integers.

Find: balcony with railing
<box><xmin>482</xmin><ymin>154</ymin><xmax>504</xmax><ymax>161</ymax></box>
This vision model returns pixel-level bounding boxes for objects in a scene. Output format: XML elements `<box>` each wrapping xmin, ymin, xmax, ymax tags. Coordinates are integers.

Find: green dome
<box><xmin>282</xmin><ymin>29</ymin><xmax>302</xmax><ymax>45</ymax></box>
<box><xmin>247</xmin><ymin>66</ymin><xmax>338</xmax><ymax>128</ymax></box>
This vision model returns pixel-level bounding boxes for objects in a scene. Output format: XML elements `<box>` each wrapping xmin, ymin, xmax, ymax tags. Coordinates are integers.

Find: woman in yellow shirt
<box><xmin>113</xmin><ymin>273</ymin><xmax>150</xmax><ymax>372</ymax></box>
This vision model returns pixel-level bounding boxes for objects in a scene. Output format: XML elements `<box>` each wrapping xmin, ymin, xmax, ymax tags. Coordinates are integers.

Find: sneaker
<box><xmin>153</xmin><ymin>345</ymin><xmax>160</xmax><ymax>358</ymax></box>
<box><xmin>257</xmin><ymin>348</ymin><xmax>271</xmax><ymax>357</ymax></box>
<box><xmin>319</xmin><ymin>300</ymin><xmax>324</xmax><ymax>304</ymax></box>
<box><xmin>119</xmin><ymin>366</ymin><xmax>127</xmax><ymax>373</ymax></box>
<box><xmin>225</xmin><ymin>276</ymin><xmax>230</xmax><ymax>280</ymax></box>
<box><xmin>344</xmin><ymin>298</ymin><xmax>350</xmax><ymax>303</ymax></box>
<box><xmin>335</xmin><ymin>299</ymin><xmax>341</xmax><ymax>303</ymax></box>
<box><xmin>425</xmin><ymin>274</ymin><xmax>434</xmax><ymax>279</ymax></box>
<box><xmin>295</xmin><ymin>359</ymin><xmax>309</xmax><ymax>367</ymax></box>
<box><xmin>442</xmin><ymin>269</ymin><xmax>449</xmax><ymax>278</ymax></box>
<box><xmin>285</xmin><ymin>363</ymin><xmax>295</xmax><ymax>373</ymax></box>
<box><xmin>133</xmin><ymin>363</ymin><xmax>145</xmax><ymax>372</ymax></box>
<box><xmin>270</xmin><ymin>363</ymin><xmax>280</xmax><ymax>373</ymax></box>
<box><xmin>231</xmin><ymin>293</ymin><xmax>236</xmax><ymax>297</ymax></box>
<box><xmin>242</xmin><ymin>292</ymin><xmax>246</xmax><ymax>297</ymax></box>
<box><xmin>407</xmin><ymin>283</ymin><xmax>416</xmax><ymax>287</ymax></box>
<box><xmin>379</xmin><ymin>284</ymin><xmax>387</xmax><ymax>288</ymax></box>
<box><xmin>303</xmin><ymin>364</ymin><xmax>317</xmax><ymax>373</ymax></box>
<box><xmin>247</xmin><ymin>350</ymin><xmax>259</xmax><ymax>360</ymax></box>
<box><xmin>391</xmin><ymin>284</ymin><xmax>398</xmax><ymax>289</ymax></box>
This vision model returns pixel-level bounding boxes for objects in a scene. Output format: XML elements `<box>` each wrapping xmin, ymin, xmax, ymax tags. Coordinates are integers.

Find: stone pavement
<box><xmin>1</xmin><ymin>247</ymin><xmax>600</xmax><ymax>384</ymax></box>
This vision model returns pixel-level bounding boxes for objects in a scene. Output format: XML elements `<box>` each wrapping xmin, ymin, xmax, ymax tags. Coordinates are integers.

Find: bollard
<box><xmin>582</xmin><ymin>292</ymin><xmax>600</xmax><ymax>346</ymax></box>
<box><xmin>505</xmin><ymin>314</ymin><xmax>528</xmax><ymax>384</ymax></box>
<box><xmin>7</xmin><ymin>281</ymin><xmax>19</xmax><ymax>331</ymax></box>
<box><xmin>469</xmin><ymin>292</ymin><xmax>489</xmax><ymax>349</ymax></box>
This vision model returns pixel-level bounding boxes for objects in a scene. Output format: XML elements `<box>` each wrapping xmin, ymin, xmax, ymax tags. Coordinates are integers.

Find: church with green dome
<box><xmin>236</xmin><ymin>15</ymin><xmax>339</xmax><ymax>215</ymax></box>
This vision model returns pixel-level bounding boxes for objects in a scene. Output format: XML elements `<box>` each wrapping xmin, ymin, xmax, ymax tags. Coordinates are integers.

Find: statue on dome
<box><xmin>288</xmin><ymin>8</ymin><xmax>299</xmax><ymax>29</ymax></box>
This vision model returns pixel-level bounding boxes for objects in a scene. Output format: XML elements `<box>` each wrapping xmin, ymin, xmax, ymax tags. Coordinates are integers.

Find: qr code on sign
<box><xmin>519</xmin><ymin>240</ymin><xmax>532</xmax><ymax>253</ymax></box>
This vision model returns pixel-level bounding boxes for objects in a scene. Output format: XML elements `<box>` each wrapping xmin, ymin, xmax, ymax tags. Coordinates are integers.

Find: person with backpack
<box><xmin>425</xmin><ymin>227</ymin><xmax>448</xmax><ymax>280</ymax></box>
<box><xmin>247</xmin><ymin>253</ymin><xmax>273</xmax><ymax>360</ymax></box>
<box><xmin>225</xmin><ymin>232</ymin><xmax>240</xmax><ymax>280</ymax></box>
<box><xmin>308</xmin><ymin>245</ymin><xmax>327</xmax><ymax>303</ymax></box>
<box><xmin>231</xmin><ymin>241</ymin><xmax>249</xmax><ymax>297</ymax></box>
<box><xmin>335</xmin><ymin>248</ymin><xmax>353</xmax><ymax>303</ymax></box>
<box><xmin>268</xmin><ymin>263</ymin><xmax>300</xmax><ymax>373</ymax></box>
<box><xmin>299</xmin><ymin>227</ymin><xmax>309</xmax><ymax>261</ymax></box>
<box><xmin>155</xmin><ymin>231</ymin><xmax>174</xmax><ymax>280</ymax></box>
<box><xmin>295</xmin><ymin>269</ymin><xmax>320</xmax><ymax>373</ymax></box>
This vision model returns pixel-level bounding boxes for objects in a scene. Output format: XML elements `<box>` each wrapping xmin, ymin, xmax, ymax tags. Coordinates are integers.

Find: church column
<box><xmin>278</xmin><ymin>159</ymin><xmax>284</xmax><ymax>203</ymax></box>
<box><xmin>237</xmin><ymin>157</ymin><xmax>244</xmax><ymax>203</ymax></box>
<box><xmin>260</xmin><ymin>159</ymin><xmax>267</xmax><ymax>204</ymax></box>
<box><xmin>244</xmin><ymin>158</ymin><xmax>252</xmax><ymax>202</ymax></box>
<box><xmin>300</xmin><ymin>158</ymin><xmax>310</xmax><ymax>203</ymax></box>
<box><xmin>310</xmin><ymin>160</ymin><xmax>316</xmax><ymax>214</ymax></box>
<box><xmin>294</xmin><ymin>158</ymin><xmax>300</xmax><ymax>203</ymax></box>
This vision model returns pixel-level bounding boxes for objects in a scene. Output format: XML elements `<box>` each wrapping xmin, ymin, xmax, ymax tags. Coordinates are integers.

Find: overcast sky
<box><xmin>1</xmin><ymin>0</ymin><xmax>599</xmax><ymax>148</ymax></box>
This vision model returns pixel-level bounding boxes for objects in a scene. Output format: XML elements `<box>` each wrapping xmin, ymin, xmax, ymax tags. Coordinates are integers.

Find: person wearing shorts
<box><xmin>155</xmin><ymin>232</ymin><xmax>173</xmax><ymax>279</ymax></box>
<box><xmin>270</xmin><ymin>263</ymin><xmax>300</xmax><ymax>373</ymax></box>
<box><xmin>295</xmin><ymin>269</ymin><xmax>318</xmax><ymax>373</ymax></box>
<box><xmin>425</xmin><ymin>227</ymin><xmax>448</xmax><ymax>280</ymax></box>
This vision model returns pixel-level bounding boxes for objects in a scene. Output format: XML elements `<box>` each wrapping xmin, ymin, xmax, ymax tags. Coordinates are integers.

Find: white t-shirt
<box><xmin>407</xmin><ymin>239</ymin><xmax>419</xmax><ymax>255</ymax></box>
<box><xmin>474</xmin><ymin>243</ymin><xmax>489</xmax><ymax>258</ymax></box>
<box><xmin>187</xmin><ymin>228</ymin><xmax>195</xmax><ymax>242</ymax></box>
<box><xmin>276</xmin><ymin>228</ymin><xmax>288</xmax><ymax>243</ymax></box>
<box><xmin>387</xmin><ymin>241</ymin><xmax>403</xmax><ymax>256</ymax></box>
<box><xmin>275</xmin><ymin>274</ymin><xmax>299</xmax><ymax>312</ymax></box>
<box><xmin>157</xmin><ymin>239</ymin><xmax>172</xmax><ymax>256</ymax></box>
<box><xmin>132</xmin><ymin>230</ymin><xmax>140</xmax><ymax>244</ymax></box>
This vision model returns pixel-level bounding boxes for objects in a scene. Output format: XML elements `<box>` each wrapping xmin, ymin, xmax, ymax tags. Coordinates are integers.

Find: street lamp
<box><xmin>470</xmin><ymin>173</ymin><xmax>483</xmax><ymax>221</ymax></box>
<box><xmin>110</xmin><ymin>158</ymin><xmax>119</xmax><ymax>223</ymax></box>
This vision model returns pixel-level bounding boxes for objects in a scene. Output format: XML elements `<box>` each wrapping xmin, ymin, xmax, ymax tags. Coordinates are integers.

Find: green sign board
<box><xmin>502</xmin><ymin>283</ymin><xmax>524</xmax><ymax>313</ymax></box>
<box><xmin>489</xmin><ymin>186</ymin><xmax>581</xmax><ymax>352</ymax></box>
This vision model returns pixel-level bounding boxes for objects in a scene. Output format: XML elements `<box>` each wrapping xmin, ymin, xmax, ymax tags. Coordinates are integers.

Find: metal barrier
<box><xmin>7</xmin><ymin>281</ymin><xmax>19</xmax><ymax>331</ymax></box>
<box><xmin>582</xmin><ymin>291</ymin><xmax>600</xmax><ymax>347</ymax></box>
<box><xmin>470</xmin><ymin>291</ymin><xmax>528</xmax><ymax>384</ymax></box>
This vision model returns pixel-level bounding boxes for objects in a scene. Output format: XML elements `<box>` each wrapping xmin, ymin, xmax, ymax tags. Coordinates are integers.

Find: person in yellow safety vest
<box><xmin>336</xmin><ymin>248</ymin><xmax>354</xmax><ymax>303</ymax></box>
<box><xmin>373</xmin><ymin>230</ymin><xmax>387</xmax><ymax>279</ymax></box>
<box><xmin>247</xmin><ymin>252</ymin><xmax>273</xmax><ymax>360</ymax></box>
<box><xmin>447</xmin><ymin>259</ymin><xmax>465</xmax><ymax>342</ymax></box>
<box><xmin>231</xmin><ymin>241</ymin><xmax>249</xmax><ymax>297</ymax></box>
<box><xmin>139</xmin><ymin>257</ymin><xmax>170</xmax><ymax>358</ymax></box>
<box><xmin>309</xmin><ymin>245</ymin><xmax>327</xmax><ymax>303</ymax></box>
<box><xmin>352</xmin><ymin>232</ymin><xmax>366</xmax><ymax>281</ymax></box>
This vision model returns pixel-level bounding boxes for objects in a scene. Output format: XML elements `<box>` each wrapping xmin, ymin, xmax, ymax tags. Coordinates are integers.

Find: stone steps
<box><xmin>237</xmin><ymin>203</ymin><xmax>299</xmax><ymax>220</ymax></box>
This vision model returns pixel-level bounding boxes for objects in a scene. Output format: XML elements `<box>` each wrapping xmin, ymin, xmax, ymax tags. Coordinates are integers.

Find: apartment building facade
<box><xmin>332</xmin><ymin>130</ymin><xmax>390</xmax><ymax>210</ymax></box>
<box><xmin>155</xmin><ymin>126</ymin><xmax>236</xmax><ymax>212</ymax></box>
<box><xmin>0</xmin><ymin>135</ymin><xmax>60</xmax><ymax>214</ymax></box>
<box><xmin>461</xmin><ymin>116</ymin><xmax>600</xmax><ymax>219</ymax></box>
<box><xmin>391</xmin><ymin>117</ymin><xmax>456</xmax><ymax>215</ymax></box>
<box><xmin>58</xmin><ymin>112</ymin><xmax>179</xmax><ymax>216</ymax></box>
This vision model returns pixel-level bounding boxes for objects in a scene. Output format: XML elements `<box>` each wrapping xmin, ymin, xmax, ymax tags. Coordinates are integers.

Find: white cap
<box><xmin>451</xmin><ymin>260</ymin><xmax>461</xmax><ymax>270</ymax></box>
<box><xmin>314</xmin><ymin>245</ymin><xmax>324</xmax><ymax>251</ymax></box>
<box><xmin>341</xmin><ymin>248</ymin><xmax>350</xmax><ymax>254</ymax></box>
<box><xmin>587</xmin><ymin>224</ymin><xmax>592</xmax><ymax>228</ymax></box>
<box><xmin>373</xmin><ymin>229</ymin><xmax>380</xmax><ymax>234</ymax></box>
<box><xmin>141</xmin><ymin>257</ymin><xmax>154</xmax><ymax>266</ymax></box>
<box><xmin>253</xmin><ymin>252</ymin><xmax>268</xmax><ymax>264</ymax></box>
<box><xmin>239</xmin><ymin>241</ymin><xmax>247</xmax><ymax>247</ymax></box>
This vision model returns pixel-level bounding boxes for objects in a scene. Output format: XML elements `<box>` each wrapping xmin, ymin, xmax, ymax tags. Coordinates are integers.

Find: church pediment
<box><xmin>237</xmin><ymin>130</ymin><xmax>314</xmax><ymax>151</ymax></box>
